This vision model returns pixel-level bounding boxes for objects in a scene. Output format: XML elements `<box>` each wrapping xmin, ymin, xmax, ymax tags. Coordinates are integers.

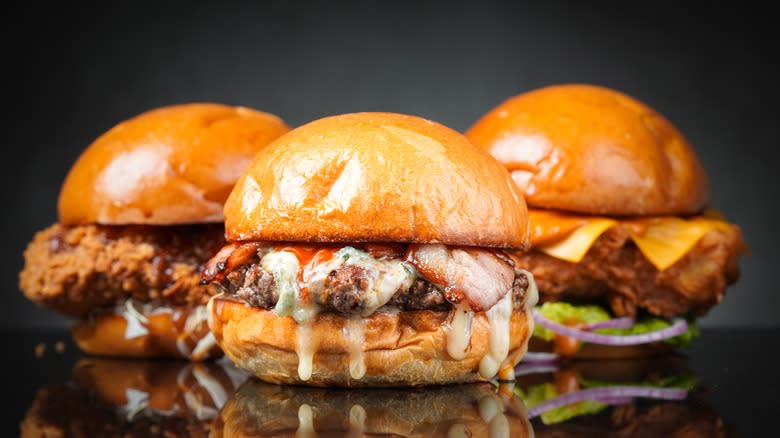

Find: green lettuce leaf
<box><xmin>533</xmin><ymin>302</ymin><xmax>611</xmax><ymax>341</ymax></box>
<box><xmin>579</xmin><ymin>371</ymin><xmax>699</xmax><ymax>391</ymax></box>
<box><xmin>532</xmin><ymin>302</ymin><xmax>699</xmax><ymax>346</ymax></box>
<box><xmin>516</xmin><ymin>383</ymin><xmax>608</xmax><ymax>425</ymax></box>
<box><xmin>515</xmin><ymin>372</ymin><xmax>698</xmax><ymax>425</ymax></box>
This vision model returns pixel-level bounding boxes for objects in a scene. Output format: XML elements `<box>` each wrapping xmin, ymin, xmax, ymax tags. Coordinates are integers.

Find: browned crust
<box><xmin>515</xmin><ymin>224</ymin><xmax>744</xmax><ymax>318</ymax></box>
<box><xmin>19</xmin><ymin>223</ymin><xmax>223</xmax><ymax>317</ymax></box>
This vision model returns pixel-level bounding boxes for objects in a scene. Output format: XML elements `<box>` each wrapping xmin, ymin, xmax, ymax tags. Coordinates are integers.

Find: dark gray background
<box><xmin>3</xmin><ymin>1</ymin><xmax>777</xmax><ymax>329</ymax></box>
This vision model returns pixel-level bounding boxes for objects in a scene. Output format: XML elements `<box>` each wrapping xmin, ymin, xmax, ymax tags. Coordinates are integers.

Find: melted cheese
<box><xmin>478</xmin><ymin>395</ymin><xmax>510</xmax><ymax>437</ymax></box>
<box><xmin>531</xmin><ymin>210</ymin><xmax>734</xmax><ymax>271</ymax></box>
<box><xmin>349</xmin><ymin>405</ymin><xmax>367</xmax><ymax>437</ymax></box>
<box><xmin>262</xmin><ymin>251</ymin><xmax>318</xmax><ymax>323</ymax></box>
<box><xmin>192</xmin><ymin>364</ymin><xmax>229</xmax><ymax>410</ymax></box>
<box><xmin>445</xmin><ymin>303</ymin><xmax>474</xmax><ymax>360</ymax></box>
<box><xmin>344</xmin><ymin>318</ymin><xmax>366</xmax><ymax>380</ymax></box>
<box><xmin>296</xmin><ymin>324</ymin><xmax>317</xmax><ymax>381</ymax></box>
<box><xmin>537</xmin><ymin>218</ymin><xmax>617</xmax><ymax>263</ymax></box>
<box><xmin>479</xmin><ymin>291</ymin><xmax>513</xmax><ymax>379</ymax></box>
<box><xmin>489</xmin><ymin>412</ymin><xmax>510</xmax><ymax>437</ymax></box>
<box><xmin>447</xmin><ymin>424</ymin><xmax>470</xmax><ymax>438</ymax></box>
<box><xmin>184</xmin><ymin>390</ymin><xmax>219</xmax><ymax>421</ymax></box>
<box><xmin>122</xmin><ymin>300</ymin><xmax>150</xmax><ymax>339</ymax></box>
<box><xmin>297</xmin><ymin>403</ymin><xmax>315</xmax><ymax>438</ymax></box>
<box><xmin>495</xmin><ymin>269</ymin><xmax>536</xmax><ymax>382</ymax></box>
<box><xmin>629</xmin><ymin>217</ymin><xmax>731</xmax><ymax>271</ymax></box>
<box><xmin>121</xmin><ymin>388</ymin><xmax>149</xmax><ymax>420</ymax></box>
<box><xmin>189</xmin><ymin>332</ymin><xmax>218</xmax><ymax>361</ymax></box>
<box><xmin>478</xmin><ymin>395</ymin><xmax>502</xmax><ymax>422</ymax></box>
<box><xmin>302</xmin><ymin>246</ymin><xmax>414</xmax><ymax>316</ymax></box>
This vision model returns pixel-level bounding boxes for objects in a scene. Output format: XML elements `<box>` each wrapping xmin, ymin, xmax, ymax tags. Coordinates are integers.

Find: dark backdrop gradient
<box><xmin>3</xmin><ymin>1</ymin><xmax>778</xmax><ymax>329</ymax></box>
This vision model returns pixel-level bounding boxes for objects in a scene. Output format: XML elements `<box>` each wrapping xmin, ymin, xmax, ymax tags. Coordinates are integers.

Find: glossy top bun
<box><xmin>59</xmin><ymin>103</ymin><xmax>290</xmax><ymax>225</ymax></box>
<box><xmin>225</xmin><ymin>112</ymin><xmax>529</xmax><ymax>248</ymax></box>
<box><xmin>466</xmin><ymin>84</ymin><xmax>710</xmax><ymax>216</ymax></box>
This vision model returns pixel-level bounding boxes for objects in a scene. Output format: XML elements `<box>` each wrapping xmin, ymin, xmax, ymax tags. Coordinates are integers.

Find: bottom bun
<box><xmin>209</xmin><ymin>296</ymin><xmax>533</xmax><ymax>387</ymax></box>
<box><xmin>528</xmin><ymin>337</ymin><xmax>673</xmax><ymax>359</ymax></box>
<box><xmin>72</xmin><ymin>304</ymin><xmax>221</xmax><ymax>360</ymax></box>
<box><xmin>213</xmin><ymin>380</ymin><xmax>533</xmax><ymax>437</ymax></box>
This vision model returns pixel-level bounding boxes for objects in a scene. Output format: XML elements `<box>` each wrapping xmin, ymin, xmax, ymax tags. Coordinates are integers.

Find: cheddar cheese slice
<box><xmin>530</xmin><ymin>210</ymin><xmax>733</xmax><ymax>271</ymax></box>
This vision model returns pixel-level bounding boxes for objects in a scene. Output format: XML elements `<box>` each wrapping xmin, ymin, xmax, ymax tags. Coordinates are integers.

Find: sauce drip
<box><xmin>296</xmin><ymin>403</ymin><xmax>315</xmax><ymax>438</ymax></box>
<box><xmin>277</xmin><ymin>245</ymin><xmax>336</xmax><ymax>267</ymax></box>
<box><xmin>446</xmin><ymin>303</ymin><xmax>474</xmax><ymax>360</ymax></box>
<box><xmin>296</xmin><ymin>324</ymin><xmax>317</xmax><ymax>381</ymax></box>
<box><xmin>348</xmin><ymin>405</ymin><xmax>366</xmax><ymax>437</ymax></box>
<box><xmin>478</xmin><ymin>395</ymin><xmax>510</xmax><ymax>437</ymax></box>
<box><xmin>479</xmin><ymin>291</ymin><xmax>513</xmax><ymax>379</ymax></box>
<box><xmin>344</xmin><ymin>318</ymin><xmax>366</xmax><ymax>380</ymax></box>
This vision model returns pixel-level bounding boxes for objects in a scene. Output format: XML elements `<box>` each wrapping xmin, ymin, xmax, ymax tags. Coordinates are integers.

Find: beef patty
<box><xmin>20</xmin><ymin>223</ymin><xmax>225</xmax><ymax>317</ymax></box>
<box><xmin>217</xmin><ymin>255</ymin><xmax>531</xmax><ymax>314</ymax></box>
<box><xmin>514</xmin><ymin>224</ymin><xmax>744</xmax><ymax>317</ymax></box>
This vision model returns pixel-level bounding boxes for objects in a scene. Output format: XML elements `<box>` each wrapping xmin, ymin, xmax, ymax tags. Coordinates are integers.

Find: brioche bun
<box><xmin>208</xmin><ymin>296</ymin><xmax>533</xmax><ymax>387</ymax></box>
<box><xmin>58</xmin><ymin>103</ymin><xmax>290</xmax><ymax>225</ymax></box>
<box><xmin>466</xmin><ymin>84</ymin><xmax>709</xmax><ymax>216</ymax></box>
<box><xmin>224</xmin><ymin>112</ymin><xmax>529</xmax><ymax>249</ymax></box>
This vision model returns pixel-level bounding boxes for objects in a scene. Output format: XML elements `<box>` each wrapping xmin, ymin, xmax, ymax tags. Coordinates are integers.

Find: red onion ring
<box><xmin>521</xmin><ymin>352</ymin><xmax>559</xmax><ymax>364</ymax></box>
<box><xmin>527</xmin><ymin>386</ymin><xmax>688</xmax><ymax>419</ymax></box>
<box><xmin>584</xmin><ymin>317</ymin><xmax>636</xmax><ymax>331</ymax></box>
<box><xmin>514</xmin><ymin>363</ymin><xmax>559</xmax><ymax>376</ymax></box>
<box><xmin>533</xmin><ymin>311</ymin><xmax>688</xmax><ymax>345</ymax></box>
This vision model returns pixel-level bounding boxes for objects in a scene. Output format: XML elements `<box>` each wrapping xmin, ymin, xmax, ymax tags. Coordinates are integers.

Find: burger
<box><xmin>20</xmin><ymin>358</ymin><xmax>249</xmax><ymax>438</ymax></box>
<box><xmin>466</xmin><ymin>84</ymin><xmax>744</xmax><ymax>358</ymax></box>
<box><xmin>203</xmin><ymin>112</ymin><xmax>538</xmax><ymax>386</ymax></box>
<box><xmin>514</xmin><ymin>356</ymin><xmax>732</xmax><ymax>437</ymax></box>
<box><xmin>19</xmin><ymin>103</ymin><xmax>290</xmax><ymax>360</ymax></box>
<box><xmin>213</xmin><ymin>380</ymin><xmax>533</xmax><ymax>437</ymax></box>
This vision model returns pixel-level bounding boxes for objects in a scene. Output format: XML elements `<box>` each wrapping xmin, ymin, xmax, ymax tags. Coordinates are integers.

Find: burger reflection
<box><xmin>21</xmin><ymin>358</ymin><xmax>249</xmax><ymax>438</ymax></box>
<box><xmin>21</xmin><ymin>354</ymin><xmax>731</xmax><ymax>437</ymax></box>
<box><xmin>514</xmin><ymin>354</ymin><xmax>733</xmax><ymax>437</ymax></box>
<box><xmin>212</xmin><ymin>381</ymin><xmax>533</xmax><ymax>437</ymax></box>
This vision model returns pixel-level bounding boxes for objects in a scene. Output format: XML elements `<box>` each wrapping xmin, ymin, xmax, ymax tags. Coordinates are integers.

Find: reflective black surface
<box><xmin>6</xmin><ymin>329</ymin><xmax>778</xmax><ymax>437</ymax></box>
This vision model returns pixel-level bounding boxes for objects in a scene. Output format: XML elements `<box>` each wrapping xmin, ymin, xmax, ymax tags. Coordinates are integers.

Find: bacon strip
<box><xmin>407</xmin><ymin>244</ymin><xmax>515</xmax><ymax>312</ymax></box>
<box><xmin>201</xmin><ymin>242</ymin><xmax>262</xmax><ymax>283</ymax></box>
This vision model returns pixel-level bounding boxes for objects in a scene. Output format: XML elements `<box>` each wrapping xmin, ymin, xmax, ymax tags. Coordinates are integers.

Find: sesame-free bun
<box><xmin>466</xmin><ymin>84</ymin><xmax>710</xmax><ymax>216</ymax></box>
<box><xmin>208</xmin><ymin>296</ymin><xmax>533</xmax><ymax>387</ymax></box>
<box><xmin>224</xmin><ymin>112</ymin><xmax>529</xmax><ymax>249</ymax></box>
<box><xmin>58</xmin><ymin>103</ymin><xmax>290</xmax><ymax>225</ymax></box>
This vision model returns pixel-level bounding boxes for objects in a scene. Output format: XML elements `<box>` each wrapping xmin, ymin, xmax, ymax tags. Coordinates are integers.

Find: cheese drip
<box><xmin>498</xmin><ymin>269</ymin><xmax>537</xmax><ymax>382</ymax></box>
<box><xmin>446</xmin><ymin>303</ymin><xmax>474</xmax><ymax>360</ymax></box>
<box><xmin>447</xmin><ymin>424</ymin><xmax>470</xmax><ymax>438</ymax></box>
<box><xmin>296</xmin><ymin>324</ymin><xmax>317</xmax><ymax>381</ymax></box>
<box><xmin>478</xmin><ymin>395</ymin><xmax>510</xmax><ymax>437</ymax></box>
<box><xmin>479</xmin><ymin>291</ymin><xmax>513</xmax><ymax>379</ymax></box>
<box><xmin>296</xmin><ymin>403</ymin><xmax>315</xmax><ymax>438</ymax></box>
<box><xmin>262</xmin><ymin>251</ymin><xmax>318</xmax><ymax>323</ymax></box>
<box><xmin>344</xmin><ymin>318</ymin><xmax>366</xmax><ymax>380</ymax></box>
<box><xmin>348</xmin><ymin>405</ymin><xmax>367</xmax><ymax>437</ymax></box>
